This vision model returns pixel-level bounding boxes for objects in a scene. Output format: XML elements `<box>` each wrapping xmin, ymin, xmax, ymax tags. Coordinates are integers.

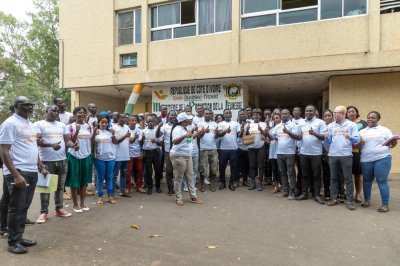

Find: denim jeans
<box><xmin>219</xmin><ymin>149</ymin><xmax>238</xmax><ymax>184</ymax></box>
<box><xmin>329</xmin><ymin>156</ymin><xmax>353</xmax><ymax>202</ymax></box>
<box><xmin>94</xmin><ymin>159</ymin><xmax>115</xmax><ymax>197</ymax></box>
<box><xmin>361</xmin><ymin>155</ymin><xmax>392</xmax><ymax>205</ymax></box>
<box><xmin>4</xmin><ymin>171</ymin><xmax>38</xmax><ymax>246</ymax></box>
<box><xmin>277</xmin><ymin>154</ymin><xmax>296</xmax><ymax>193</ymax></box>
<box><xmin>113</xmin><ymin>160</ymin><xmax>128</xmax><ymax>195</ymax></box>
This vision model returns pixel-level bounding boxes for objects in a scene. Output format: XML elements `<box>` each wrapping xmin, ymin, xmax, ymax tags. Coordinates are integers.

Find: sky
<box><xmin>0</xmin><ymin>0</ymin><xmax>35</xmax><ymax>21</ymax></box>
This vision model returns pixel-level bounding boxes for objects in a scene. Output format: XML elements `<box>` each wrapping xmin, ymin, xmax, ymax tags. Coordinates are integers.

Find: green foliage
<box><xmin>0</xmin><ymin>0</ymin><xmax>67</xmax><ymax>122</ymax></box>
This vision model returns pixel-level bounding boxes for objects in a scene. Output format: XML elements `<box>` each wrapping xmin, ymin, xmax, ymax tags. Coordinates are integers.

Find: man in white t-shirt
<box><xmin>112</xmin><ymin>113</ymin><xmax>131</xmax><ymax>197</ymax></box>
<box><xmin>0</xmin><ymin>96</ymin><xmax>48</xmax><ymax>254</ymax></box>
<box><xmin>86</xmin><ymin>103</ymin><xmax>98</xmax><ymax>128</ymax></box>
<box><xmin>54</xmin><ymin>97</ymin><xmax>73</xmax><ymax>125</ymax></box>
<box><xmin>34</xmin><ymin>105</ymin><xmax>79</xmax><ymax>224</ymax></box>
<box><xmin>197</xmin><ymin>109</ymin><xmax>218</xmax><ymax>192</ymax></box>
<box><xmin>216</xmin><ymin>109</ymin><xmax>241</xmax><ymax>191</ymax></box>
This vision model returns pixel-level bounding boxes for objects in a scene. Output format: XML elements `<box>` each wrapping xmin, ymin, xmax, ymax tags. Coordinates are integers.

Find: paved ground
<box><xmin>1</xmin><ymin>174</ymin><xmax>400</xmax><ymax>266</ymax></box>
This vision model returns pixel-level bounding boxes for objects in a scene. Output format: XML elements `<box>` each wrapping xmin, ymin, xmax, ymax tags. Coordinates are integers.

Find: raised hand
<box><xmin>75</xmin><ymin>124</ymin><xmax>81</xmax><ymax>132</ymax></box>
<box><xmin>282</xmin><ymin>125</ymin><xmax>289</xmax><ymax>134</ymax></box>
<box><xmin>125</xmin><ymin>131</ymin><xmax>131</xmax><ymax>138</ymax></box>
<box><xmin>226</xmin><ymin>126</ymin><xmax>231</xmax><ymax>134</ymax></box>
<box><xmin>309</xmin><ymin>127</ymin><xmax>314</xmax><ymax>135</ymax></box>
<box><xmin>73</xmin><ymin>142</ymin><xmax>80</xmax><ymax>151</ymax></box>
<box><xmin>52</xmin><ymin>141</ymin><xmax>62</xmax><ymax>151</ymax></box>
<box><xmin>110</xmin><ymin>129</ymin><xmax>115</xmax><ymax>135</ymax></box>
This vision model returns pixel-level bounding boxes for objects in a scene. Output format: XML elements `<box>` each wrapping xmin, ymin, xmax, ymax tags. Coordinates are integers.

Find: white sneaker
<box><xmin>204</xmin><ymin>178</ymin><xmax>210</xmax><ymax>185</ymax></box>
<box><xmin>183</xmin><ymin>187</ymin><xmax>189</xmax><ymax>192</ymax></box>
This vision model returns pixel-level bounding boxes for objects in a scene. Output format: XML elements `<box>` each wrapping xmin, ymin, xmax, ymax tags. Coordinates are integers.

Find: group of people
<box><xmin>0</xmin><ymin>95</ymin><xmax>397</xmax><ymax>255</ymax></box>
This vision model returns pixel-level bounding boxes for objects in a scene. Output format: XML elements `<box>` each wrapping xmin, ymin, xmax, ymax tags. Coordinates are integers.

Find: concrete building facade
<box><xmin>60</xmin><ymin>0</ymin><xmax>400</xmax><ymax>172</ymax></box>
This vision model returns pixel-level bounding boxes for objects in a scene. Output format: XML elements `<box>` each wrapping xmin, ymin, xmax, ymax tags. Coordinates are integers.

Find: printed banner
<box><xmin>152</xmin><ymin>83</ymin><xmax>243</xmax><ymax>120</ymax></box>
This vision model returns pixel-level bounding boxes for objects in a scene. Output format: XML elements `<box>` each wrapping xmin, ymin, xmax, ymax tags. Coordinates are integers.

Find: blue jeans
<box><xmin>94</xmin><ymin>159</ymin><xmax>115</xmax><ymax>197</ymax></box>
<box><xmin>113</xmin><ymin>160</ymin><xmax>128</xmax><ymax>195</ymax></box>
<box><xmin>361</xmin><ymin>155</ymin><xmax>392</xmax><ymax>205</ymax></box>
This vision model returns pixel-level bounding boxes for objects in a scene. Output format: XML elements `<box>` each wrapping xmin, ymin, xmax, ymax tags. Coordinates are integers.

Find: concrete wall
<box><xmin>329</xmin><ymin>72</ymin><xmax>400</xmax><ymax>173</ymax></box>
<box><xmin>381</xmin><ymin>12</ymin><xmax>400</xmax><ymax>51</ymax></box>
<box><xmin>79</xmin><ymin>92</ymin><xmax>126</xmax><ymax>113</ymax></box>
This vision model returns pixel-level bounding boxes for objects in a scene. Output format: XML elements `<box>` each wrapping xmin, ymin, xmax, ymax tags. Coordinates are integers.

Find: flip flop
<box><xmin>73</xmin><ymin>208</ymin><xmax>83</xmax><ymax>213</ymax></box>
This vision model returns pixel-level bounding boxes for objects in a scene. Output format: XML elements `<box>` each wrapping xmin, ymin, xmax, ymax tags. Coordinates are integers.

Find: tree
<box><xmin>0</xmin><ymin>0</ymin><xmax>66</xmax><ymax>122</ymax></box>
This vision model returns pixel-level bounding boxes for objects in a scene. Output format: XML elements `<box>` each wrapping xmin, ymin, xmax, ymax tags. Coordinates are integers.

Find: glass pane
<box><xmin>151</xmin><ymin>7</ymin><xmax>157</xmax><ymax>28</ymax></box>
<box><xmin>174</xmin><ymin>25</ymin><xmax>196</xmax><ymax>38</ymax></box>
<box><xmin>321</xmin><ymin>0</ymin><xmax>342</xmax><ymax>19</ymax></box>
<box><xmin>279</xmin><ymin>8</ymin><xmax>318</xmax><ymax>24</ymax></box>
<box><xmin>242</xmin><ymin>14</ymin><xmax>276</xmax><ymax>29</ymax></box>
<box><xmin>158</xmin><ymin>3</ymin><xmax>180</xmax><ymax>26</ymax></box>
<box><xmin>243</xmin><ymin>0</ymin><xmax>278</xmax><ymax>13</ymax></box>
<box><xmin>119</xmin><ymin>12</ymin><xmax>133</xmax><ymax>29</ymax></box>
<box><xmin>199</xmin><ymin>0</ymin><xmax>215</xmax><ymax>34</ymax></box>
<box><xmin>151</xmin><ymin>29</ymin><xmax>172</xmax><ymax>41</ymax></box>
<box><xmin>119</xmin><ymin>29</ymin><xmax>133</xmax><ymax>45</ymax></box>
<box><xmin>135</xmin><ymin>9</ymin><xmax>141</xmax><ymax>43</ymax></box>
<box><xmin>344</xmin><ymin>0</ymin><xmax>367</xmax><ymax>16</ymax></box>
<box><xmin>282</xmin><ymin>0</ymin><xmax>318</xmax><ymax>10</ymax></box>
<box><xmin>215</xmin><ymin>0</ymin><xmax>232</xmax><ymax>32</ymax></box>
<box><xmin>181</xmin><ymin>0</ymin><xmax>196</xmax><ymax>24</ymax></box>
<box><xmin>122</xmin><ymin>54</ymin><xmax>137</xmax><ymax>67</ymax></box>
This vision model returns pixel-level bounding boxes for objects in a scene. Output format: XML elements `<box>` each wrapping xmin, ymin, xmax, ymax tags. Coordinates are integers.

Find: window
<box><xmin>151</xmin><ymin>1</ymin><xmax>196</xmax><ymax>41</ymax></box>
<box><xmin>150</xmin><ymin>0</ymin><xmax>232</xmax><ymax>41</ymax></box>
<box><xmin>121</xmin><ymin>54</ymin><xmax>137</xmax><ymax>68</ymax></box>
<box><xmin>241</xmin><ymin>0</ymin><xmax>368</xmax><ymax>30</ymax></box>
<box><xmin>118</xmin><ymin>9</ymin><xmax>141</xmax><ymax>45</ymax></box>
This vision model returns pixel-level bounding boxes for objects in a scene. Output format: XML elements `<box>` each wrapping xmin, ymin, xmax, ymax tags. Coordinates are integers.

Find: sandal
<box><xmin>107</xmin><ymin>197</ymin><xmax>117</xmax><ymax>204</ymax></box>
<box><xmin>377</xmin><ymin>205</ymin><xmax>389</xmax><ymax>213</ymax></box>
<box><xmin>361</xmin><ymin>201</ymin><xmax>370</xmax><ymax>208</ymax></box>
<box><xmin>97</xmin><ymin>198</ymin><xmax>104</xmax><ymax>206</ymax></box>
<box><xmin>176</xmin><ymin>199</ymin><xmax>184</xmax><ymax>206</ymax></box>
<box><xmin>63</xmin><ymin>192</ymin><xmax>71</xmax><ymax>200</ymax></box>
<box><xmin>271</xmin><ymin>186</ymin><xmax>280</xmax><ymax>194</ymax></box>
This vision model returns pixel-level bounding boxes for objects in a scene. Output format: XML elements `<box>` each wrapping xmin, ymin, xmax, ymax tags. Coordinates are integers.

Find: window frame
<box><xmin>117</xmin><ymin>9</ymin><xmax>142</xmax><ymax>45</ymax></box>
<box><xmin>120</xmin><ymin>53</ymin><xmax>138</xmax><ymax>68</ymax></box>
<box><xmin>240</xmin><ymin>0</ymin><xmax>368</xmax><ymax>30</ymax></box>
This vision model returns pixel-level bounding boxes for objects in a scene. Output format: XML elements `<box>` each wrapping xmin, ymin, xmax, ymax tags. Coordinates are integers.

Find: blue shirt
<box><xmin>325</xmin><ymin>119</ymin><xmax>360</xmax><ymax>157</ymax></box>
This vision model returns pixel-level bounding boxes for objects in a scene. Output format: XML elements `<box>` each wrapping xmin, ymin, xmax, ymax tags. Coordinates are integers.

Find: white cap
<box><xmin>177</xmin><ymin>113</ymin><xmax>193</xmax><ymax>123</ymax></box>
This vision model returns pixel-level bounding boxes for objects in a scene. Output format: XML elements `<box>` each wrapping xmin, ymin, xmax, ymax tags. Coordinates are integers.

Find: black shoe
<box><xmin>315</xmin><ymin>196</ymin><xmax>325</xmax><ymax>205</ymax></box>
<box><xmin>167</xmin><ymin>190</ymin><xmax>175</xmax><ymax>196</ymax></box>
<box><xmin>156</xmin><ymin>187</ymin><xmax>162</xmax><ymax>193</ymax></box>
<box><xmin>248</xmin><ymin>184</ymin><xmax>256</xmax><ymax>190</ymax></box>
<box><xmin>8</xmin><ymin>243</ymin><xmax>28</xmax><ymax>254</ymax></box>
<box><xmin>119</xmin><ymin>193</ymin><xmax>131</xmax><ymax>198</ymax></box>
<box><xmin>277</xmin><ymin>191</ymin><xmax>289</xmax><ymax>198</ymax></box>
<box><xmin>242</xmin><ymin>181</ymin><xmax>249</xmax><ymax>187</ymax></box>
<box><xmin>210</xmin><ymin>184</ymin><xmax>216</xmax><ymax>192</ymax></box>
<box><xmin>219</xmin><ymin>183</ymin><xmax>226</xmax><ymax>190</ymax></box>
<box><xmin>147</xmin><ymin>188</ymin><xmax>153</xmax><ymax>195</ymax></box>
<box><xmin>25</xmin><ymin>219</ymin><xmax>35</xmax><ymax>226</ymax></box>
<box><xmin>20</xmin><ymin>239</ymin><xmax>37</xmax><ymax>247</ymax></box>
<box><xmin>228</xmin><ymin>183</ymin><xmax>235</xmax><ymax>191</ymax></box>
<box><xmin>295</xmin><ymin>194</ymin><xmax>308</xmax><ymax>201</ymax></box>
<box><xmin>233</xmin><ymin>181</ymin><xmax>238</xmax><ymax>188</ymax></box>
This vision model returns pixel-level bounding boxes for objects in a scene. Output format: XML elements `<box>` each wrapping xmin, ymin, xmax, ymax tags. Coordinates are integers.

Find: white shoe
<box><xmin>204</xmin><ymin>178</ymin><xmax>210</xmax><ymax>185</ymax></box>
<box><xmin>183</xmin><ymin>187</ymin><xmax>189</xmax><ymax>192</ymax></box>
<box><xmin>81</xmin><ymin>207</ymin><xmax>90</xmax><ymax>212</ymax></box>
<box><xmin>195</xmin><ymin>187</ymin><xmax>198</xmax><ymax>191</ymax></box>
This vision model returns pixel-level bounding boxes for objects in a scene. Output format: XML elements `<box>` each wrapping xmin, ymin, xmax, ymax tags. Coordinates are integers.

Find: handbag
<box><xmin>242</xmin><ymin>134</ymin><xmax>255</xmax><ymax>145</ymax></box>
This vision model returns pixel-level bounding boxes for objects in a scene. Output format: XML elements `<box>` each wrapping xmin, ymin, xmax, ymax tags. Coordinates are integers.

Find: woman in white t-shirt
<box><xmin>65</xmin><ymin>107</ymin><xmax>96</xmax><ymax>213</ymax></box>
<box><xmin>93</xmin><ymin>113</ymin><xmax>118</xmax><ymax>206</ymax></box>
<box><xmin>358</xmin><ymin>111</ymin><xmax>397</xmax><ymax>213</ymax></box>
<box><xmin>170</xmin><ymin>113</ymin><xmax>202</xmax><ymax>206</ymax></box>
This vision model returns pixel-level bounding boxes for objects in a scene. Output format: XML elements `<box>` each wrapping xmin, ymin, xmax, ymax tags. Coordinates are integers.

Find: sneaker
<box><xmin>277</xmin><ymin>191</ymin><xmax>289</xmax><ymax>198</ymax></box>
<box><xmin>25</xmin><ymin>218</ymin><xmax>35</xmax><ymax>226</ymax></box>
<box><xmin>327</xmin><ymin>200</ymin><xmax>339</xmax><ymax>206</ymax></box>
<box><xmin>176</xmin><ymin>199</ymin><xmax>184</xmax><ymax>206</ymax></box>
<box><xmin>0</xmin><ymin>228</ymin><xmax>8</xmax><ymax>238</ymax></box>
<box><xmin>183</xmin><ymin>187</ymin><xmax>189</xmax><ymax>192</ymax></box>
<box><xmin>288</xmin><ymin>193</ymin><xmax>295</xmax><ymax>200</ymax></box>
<box><xmin>36</xmin><ymin>213</ymin><xmax>48</xmax><ymax>224</ymax></box>
<box><xmin>191</xmin><ymin>198</ymin><xmax>203</xmax><ymax>204</ymax></box>
<box><xmin>204</xmin><ymin>178</ymin><xmax>210</xmax><ymax>185</ymax></box>
<box><xmin>55</xmin><ymin>209</ymin><xmax>72</xmax><ymax>217</ymax></box>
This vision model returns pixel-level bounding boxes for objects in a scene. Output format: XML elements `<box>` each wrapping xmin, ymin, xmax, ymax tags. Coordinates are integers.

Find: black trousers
<box><xmin>264</xmin><ymin>143</ymin><xmax>272</xmax><ymax>182</ymax></box>
<box><xmin>144</xmin><ymin>149</ymin><xmax>162</xmax><ymax>189</ymax></box>
<box><xmin>219</xmin><ymin>150</ymin><xmax>238</xmax><ymax>184</ymax></box>
<box><xmin>0</xmin><ymin>178</ymin><xmax>10</xmax><ymax>230</ymax></box>
<box><xmin>300</xmin><ymin>155</ymin><xmax>322</xmax><ymax>196</ymax></box>
<box><xmin>3</xmin><ymin>171</ymin><xmax>37</xmax><ymax>246</ymax></box>
<box><xmin>248</xmin><ymin>146</ymin><xmax>265</xmax><ymax>180</ymax></box>
<box><xmin>238</xmin><ymin>149</ymin><xmax>249</xmax><ymax>182</ymax></box>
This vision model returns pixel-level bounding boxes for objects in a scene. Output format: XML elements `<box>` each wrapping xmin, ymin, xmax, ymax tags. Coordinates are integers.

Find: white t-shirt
<box><xmin>142</xmin><ymin>127</ymin><xmax>161</xmax><ymax>150</ymax></box>
<box><xmin>187</xmin><ymin>124</ymin><xmax>199</xmax><ymax>155</ymax></box>
<box><xmin>59</xmin><ymin>111</ymin><xmax>72</xmax><ymax>125</ymax></box>
<box><xmin>192</xmin><ymin>116</ymin><xmax>205</xmax><ymax>126</ymax></box>
<box><xmin>198</xmin><ymin>121</ymin><xmax>218</xmax><ymax>150</ymax></box>
<box><xmin>298</xmin><ymin>118</ymin><xmax>327</xmax><ymax>155</ymax></box>
<box><xmin>68</xmin><ymin>123</ymin><xmax>92</xmax><ymax>159</ymax></box>
<box><xmin>270</xmin><ymin>121</ymin><xmax>300</xmax><ymax>155</ymax></box>
<box><xmin>95</xmin><ymin>130</ymin><xmax>116</xmax><ymax>161</ymax></box>
<box><xmin>359</xmin><ymin>125</ymin><xmax>393</xmax><ymax>162</ymax></box>
<box><xmin>34</xmin><ymin>120</ymin><xmax>69</xmax><ymax>161</ymax></box>
<box><xmin>218</xmin><ymin>121</ymin><xmax>240</xmax><ymax>150</ymax></box>
<box><xmin>128</xmin><ymin>127</ymin><xmax>142</xmax><ymax>158</ymax></box>
<box><xmin>113</xmin><ymin>123</ymin><xmax>130</xmax><ymax>161</ymax></box>
<box><xmin>87</xmin><ymin>115</ymin><xmax>98</xmax><ymax>127</ymax></box>
<box><xmin>161</xmin><ymin>123</ymin><xmax>174</xmax><ymax>152</ymax></box>
<box><xmin>246</xmin><ymin>122</ymin><xmax>267</xmax><ymax>149</ymax></box>
<box><xmin>0</xmin><ymin>114</ymin><xmax>39</xmax><ymax>175</ymax></box>
<box><xmin>171</xmin><ymin>125</ymin><xmax>193</xmax><ymax>157</ymax></box>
